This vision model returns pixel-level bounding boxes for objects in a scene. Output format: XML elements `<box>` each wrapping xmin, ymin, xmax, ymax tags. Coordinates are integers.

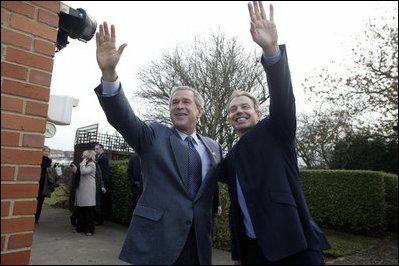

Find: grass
<box><xmin>323</xmin><ymin>229</ymin><xmax>386</xmax><ymax>258</ymax></box>
<box><xmin>44</xmin><ymin>184</ymin><xmax>70</xmax><ymax>208</ymax></box>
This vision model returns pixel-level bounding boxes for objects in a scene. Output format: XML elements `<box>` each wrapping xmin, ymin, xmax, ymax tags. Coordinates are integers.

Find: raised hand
<box><xmin>95</xmin><ymin>22</ymin><xmax>127</xmax><ymax>81</ymax></box>
<box><xmin>248</xmin><ymin>1</ymin><xmax>279</xmax><ymax>56</ymax></box>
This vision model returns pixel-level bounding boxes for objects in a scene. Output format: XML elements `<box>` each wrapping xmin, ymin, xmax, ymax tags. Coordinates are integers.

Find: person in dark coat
<box><xmin>219</xmin><ymin>2</ymin><xmax>330</xmax><ymax>265</ymax></box>
<box><xmin>127</xmin><ymin>154</ymin><xmax>142</xmax><ymax>212</ymax></box>
<box><xmin>94</xmin><ymin>143</ymin><xmax>110</xmax><ymax>225</ymax></box>
<box><xmin>35</xmin><ymin>146</ymin><xmax>52</xmax><ymax>223</ymax></box>
<box><xmin>95</xmin><ymin>162</ymin><xmax>106</xmax><ymax>222</ymax></box>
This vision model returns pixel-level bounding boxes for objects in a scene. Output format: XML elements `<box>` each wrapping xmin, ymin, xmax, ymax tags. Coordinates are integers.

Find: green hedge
<box><xmin>109</xmin><ymin>160</ymin><xmax>133</xmax><ymax>225</ymax></box>
<box><xmin>213</xmin><ymin>183</ymin><xmax>231</xmax><ymax>250</ymax></box>
<box><xmin>301</xmin><ymin>170</ymin><xmax>388</xmax><ymax>235</ymax></box>
<box><xmin>383</xmin><ymin>172</ymin><xmax>398</xmax><ymax>233</ymax></box>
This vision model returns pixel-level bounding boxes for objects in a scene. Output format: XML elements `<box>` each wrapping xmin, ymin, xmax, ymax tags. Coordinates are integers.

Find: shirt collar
<box><xmin>175</xmin><ymin>129</ymin><xmax>199</xmax><ymax>145</ymax></box>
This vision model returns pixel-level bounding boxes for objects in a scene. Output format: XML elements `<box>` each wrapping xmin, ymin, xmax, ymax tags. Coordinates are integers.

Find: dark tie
<box><xmin>185</xmin><ymin>136</ymin><xmax>202</xmax><ymax>198</ymax></box>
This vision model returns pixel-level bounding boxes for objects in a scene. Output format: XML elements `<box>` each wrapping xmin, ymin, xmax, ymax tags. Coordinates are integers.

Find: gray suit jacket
<box><xmin>95</xmin><ymin>85</ymin><xmax>223</xmax><ymax>265</ymax></box>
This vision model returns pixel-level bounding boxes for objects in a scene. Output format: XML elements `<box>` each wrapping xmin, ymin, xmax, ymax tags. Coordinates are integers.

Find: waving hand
<box><xmin>96</xmin><ymin>22</ymin><xmax>127</xmax><ymax>81</ymax></box>
<box><xmin>248</xmin><ymin>1</ymin><xmax>279</xmax><ymax>57</ymax></box>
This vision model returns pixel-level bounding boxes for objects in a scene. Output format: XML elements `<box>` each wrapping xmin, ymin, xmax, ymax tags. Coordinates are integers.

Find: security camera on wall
<box><xmin>56</xmin><ymin>3</ymin><xmax>97</xmax><ymax>52</ymax></box>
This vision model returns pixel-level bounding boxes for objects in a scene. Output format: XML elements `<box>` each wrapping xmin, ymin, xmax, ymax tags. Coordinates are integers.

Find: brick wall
<box><xmin>1</xmin><ymin>1</ymin><xmax>60</xmax><ymax>265</ymax></box>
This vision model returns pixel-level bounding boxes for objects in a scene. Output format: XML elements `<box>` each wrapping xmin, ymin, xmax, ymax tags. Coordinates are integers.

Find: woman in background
<box><xmin>71</xmin><ymin>150</ymin><xmax>97</xmax><ymax>236</ymax></box>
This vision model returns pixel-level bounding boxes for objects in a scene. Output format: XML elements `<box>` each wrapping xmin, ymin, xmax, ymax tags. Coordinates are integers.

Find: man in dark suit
<box><xmin>127</xmin><ymin>154</ymin><xmax>142</xmax><ymax>211</ymax></box>
<box><xmin>219</xmin><ymin>1</ymin><xmax>330</xmax><ymax>265</ymax></box>
<box><xmin>94</xmin><ymin>22</ymin><xmax>223</xmax><ymax>265</ymax></box>
<box><xmin>94</xmin><ymin>143</ymin><xmax>109</xmax><ymax>225</ymax></box>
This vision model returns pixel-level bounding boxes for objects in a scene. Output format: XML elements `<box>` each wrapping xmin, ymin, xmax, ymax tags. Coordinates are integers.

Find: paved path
<box><xmin>30</xmin><ymin>204</ymin><xmax>233</xmax><ymax>265</ymax></box>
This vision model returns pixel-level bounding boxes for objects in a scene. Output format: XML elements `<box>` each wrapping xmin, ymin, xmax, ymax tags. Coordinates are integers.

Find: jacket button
<box><xmin>185</xmin><ymin>220</ymin><xmax>191</xmax><ymax>225</ymax></box>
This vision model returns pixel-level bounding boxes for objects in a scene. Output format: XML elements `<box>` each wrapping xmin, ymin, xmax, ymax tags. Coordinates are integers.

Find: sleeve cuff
<box><xmin>100</xmin><ymin>78</ymin><xmax>121</xmax><ymax>97</ymax></box>
<box><xmin>262</xmin><ymin>49</ymin><xmax>282</xmax><ymax>65</ymax></box>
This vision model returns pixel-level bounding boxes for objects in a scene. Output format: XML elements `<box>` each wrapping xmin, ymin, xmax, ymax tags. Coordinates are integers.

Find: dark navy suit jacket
<box><xmin>219</xmin><ymin>45</ymin><xmax>330</xmax><ymax>262</ymax></box>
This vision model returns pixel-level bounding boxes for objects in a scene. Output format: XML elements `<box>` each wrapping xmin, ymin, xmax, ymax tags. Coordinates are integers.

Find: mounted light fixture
<box><xmin>56</xmin><ymin>3</ymin><xmax>97</xmax><ymax>52</ymax></box>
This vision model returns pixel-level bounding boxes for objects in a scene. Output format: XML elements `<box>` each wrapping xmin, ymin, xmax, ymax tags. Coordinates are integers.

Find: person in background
<box><xmin>94</xmin><ymin>143</ymin><xmax>110</xmax><ymax>225</ymax></box>
<box><xmin>71</xmin><ymin>150</ymin><xmax>97</xmax><ymax>236</ymax></box>
<box><xmin>94</xmin><ymin>159</ymin><xmax>107</xmax><ymax>224</ymax></box>
<box><xmin>35</xmin><ymin>146</ymin><xmax>52</xmax><ymax>224</ymax></box>
<box><xmin>69</xmin><ymin>161</ymin><xmax>78</xmax><ymax>228</ymax></box>
<box><xmin>219</xmin><ymin>1</ymin><xmax>330</xmax><ymax>264</ymax></box>
<box><xmin>127</xmin><ymin>153</ymin><xmax>143</xmax><ymax>212</ymax></box>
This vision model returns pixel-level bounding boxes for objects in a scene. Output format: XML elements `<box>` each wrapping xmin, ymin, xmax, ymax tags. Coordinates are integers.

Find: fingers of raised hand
<box><xmin>249</xmin><ymin>1</ymin><xmax>272</xmax><ymax>22</ymax></box>
<box><xmin>248</xmin><ymin>2</ymin><xmax>256</xmax><ymax>23</ymax></box>
<box><xmin>252</xmin><ymin>1</ymin><xmax>262</xmax><ymax>20</ymax></box>
<box><xmin>103</xmin><ymin>22</ymin><xmax>110</xmax><ymax>40</ymax></box>
<box><xmin>258</xmin><ymin>1</ymin><xmax>267</xmax><ymax>20</ymax></box>
<box><xmin>97</xmin><ymin>22</ymin><xmax>112</xmax><ymax>42</ymax></box>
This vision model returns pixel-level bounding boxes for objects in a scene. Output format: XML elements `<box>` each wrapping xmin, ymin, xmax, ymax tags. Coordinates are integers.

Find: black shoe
<box><xmin>70</xmin><ymin>215</ymin><xmax>77</xmax><ymax>227</ymax></box>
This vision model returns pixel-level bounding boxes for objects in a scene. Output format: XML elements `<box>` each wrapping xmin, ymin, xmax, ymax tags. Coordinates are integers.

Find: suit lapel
<box><xmin>170</xmin><ymin>133</ymin><xmax>189</xmax><ymax>188</ymax></box>
<box><xmin>194</xmin><ymin>134</ymin><xmax>218</xmax><ymax>201</ymax></box>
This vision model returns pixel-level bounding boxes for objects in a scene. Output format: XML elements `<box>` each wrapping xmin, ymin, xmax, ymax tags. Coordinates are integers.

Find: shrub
<box><xmin>301</xmin><ymin>170</ymin><xmax>393</xmax><ymax>236</ymax></box>
<box><xmin>109</xmin><ymin>160</ymin><xmax>133</xmax><ymax>225</ymax></box>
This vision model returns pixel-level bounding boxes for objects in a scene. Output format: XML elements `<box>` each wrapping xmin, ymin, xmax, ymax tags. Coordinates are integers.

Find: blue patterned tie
<box><xmin>185</xmin><ymin>136</ymin><xmax>202</xmax><ymax>198</ymax></box>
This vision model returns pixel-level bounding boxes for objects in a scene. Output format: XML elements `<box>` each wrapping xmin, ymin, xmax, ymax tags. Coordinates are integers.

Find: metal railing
<box><xmin>74</xmin><ymin>124</ymin><xmax>134</xmax><ymax>153</ymax></box>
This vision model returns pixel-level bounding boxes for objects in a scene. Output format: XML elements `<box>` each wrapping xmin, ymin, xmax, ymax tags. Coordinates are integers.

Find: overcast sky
<box><xmin>45</xmin><ymin>1</ymin><xmax>397</xmax><ymax>151</ymax></box>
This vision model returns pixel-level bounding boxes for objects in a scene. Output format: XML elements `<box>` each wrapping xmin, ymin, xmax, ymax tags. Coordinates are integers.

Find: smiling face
<box><xmin>169</xmin><ymin>89</ymin><xmax>203</xmax><ymax>135</ymax></box>
<box><xmin>227</xmin><ymin>95</ymin><xmax>262</xmax><ymax>137</ymax></box>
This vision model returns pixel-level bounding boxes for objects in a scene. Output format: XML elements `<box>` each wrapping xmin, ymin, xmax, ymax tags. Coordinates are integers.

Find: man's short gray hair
<box><xmin>170</xmin><ymin>86</ymin><xmax>204</xmax><ymax>111</ymax></box>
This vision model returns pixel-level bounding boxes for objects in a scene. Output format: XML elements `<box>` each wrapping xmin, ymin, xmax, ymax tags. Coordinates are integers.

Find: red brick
<box><xmin>1</xmin><ymin>96</ymin><xmax>24</xmax><ymax>113</ymax></box>
<box><xmin>1</xmin><ymin>131</ymin><xmax>20</xmax><ymax>146</ymax></box>
<box><xmin>1</xmin><ymin>148</ymin><xmax>42</xmax><ymax>165</ymax></box>
<box><xmin>0</xmin><ymin>249</ymin><xmax>31</xmax><ymax>264</ymax></box>
<box><xmin>23</xmin><ymin>134</ymin><xmax>45</xmax><ymax>148</ymax></box>
<box><xmin>17</xmin><ymin>166</ymin><xmax>41</xmax><ymax>181</ymax></box>
<box><xmin>1</xmin><ymin>183</ymin><xmax>39</xmax><ymax>199</ymax></box>
<box><xmin>1</xmin><ymin>201</ymin><xmax>11</xmax><ymax>217</ymax></box>
<box><xmin>25</xmin><ymin>100</ymin><xmax>49</xmax><ymax>117</ymax></box>
<box><xmin>1</xmin><ymin>61</ymin><xmax>28</xmax><ymax>81</ymax></box>
<box><xmin>1</xmin><ymin>1</ymin><xmax>35</xmax><ymax>19</ymax></box>
<box><xmin>29</xmin><ymin>69</ymin><xmax>52</xmax><ymax>87</ymax></box>
<box><xmin>34</xmin><ymin>39</ymin><xmax>55</xmax><ymax>57</ymax></box>
<box><xmin>10</xmin><ymin>13</ymin><xmax>57</xmax><ymax>42</ymax></box>
<box><xmin>1</xmin><ymin>28</ymin><xmax>32</xmax><ymax>50</ymax></box>
<box><xmin>1</xmin><ymin>235</ymin><xmax>5</xmax><ymax>251</ymax></box>
<box><xmin>6</xmin><ymin>47</ymin><xmax>54</xmax><ymax>72</ymax></box>
<box><xmin>1</xmin><ymin>166</ymin><xmax>16</xmax><ymax>181</ymax></box>
<box><xmin>33</xmin><ymin>1</ymin><xmax>61</xmax><ymax>13</ymax></box>
<box><xmin>13</xmin><ymin>201</ymin><xmax>37</xmax><ymax>216</ymax></box>
<box><xmin>1</xmin><ymin>79</ymin><xmax>50</xmax><ymax>101</ymax></box>
<box><xmin>1</xmin><ymin>113</ymin><xmax>46</xmax><ymax>133</ymax></box>
<box><xmin>38</xmin><ymin>8</ymin><xmax>59</xmax><ymax>27</ymax></box>
<box><xmin>8</xmin><ymin>233</ymin><xmax>34</xmax><ymax>250</ymax></box>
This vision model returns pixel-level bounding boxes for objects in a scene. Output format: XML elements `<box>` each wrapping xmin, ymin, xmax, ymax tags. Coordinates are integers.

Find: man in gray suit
<box><xmin>94</xmin><ymin>22</ymin><xmax>223</xmax><ymax>265</ymax></box>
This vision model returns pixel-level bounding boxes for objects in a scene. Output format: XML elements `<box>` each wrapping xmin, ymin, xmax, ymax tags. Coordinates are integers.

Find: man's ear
<box><xmin>197</xmin><ymin>107</ymin><xmax>204</xmax><ymax>119</ymax></box>
<box><xmin>256</xmin><ymin>110</ymin><xmax>262</xmax><ymax>121</ymax></box>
